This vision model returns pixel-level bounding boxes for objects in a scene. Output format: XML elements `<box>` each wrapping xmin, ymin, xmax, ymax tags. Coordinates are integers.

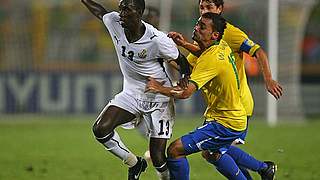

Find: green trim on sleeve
<box><xmin>249</xmin><ymin>45</ymin><xmax>261</xmax><ymax>57</ymax></box>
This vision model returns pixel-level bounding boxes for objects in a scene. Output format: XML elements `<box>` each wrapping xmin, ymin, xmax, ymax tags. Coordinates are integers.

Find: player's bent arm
<box><xmin>174</xmin><ymin>52</ymin><xmax>191</xmax><ymax>78</ymax></box>
<box><xmin>166</xmin><ymin>52</ymin><xmax>191</xmax><ymax>89</ymax></box>
<box><xmin>145</xmin><ymin>77</ymin><xmax>197</xmax><ymax>99</ymax></box>
<box><xmin>168</xmin><ymin>32</ymin><xmax>202</xmax><ymax>57</ymax></box>
<box><xmin>254</xmin><ymin>48</ymin><xmax>283</xmax><ymax>99</ymax></box>
<box><xmin>254</xmin><ymin>48</ymin><xmax>272</xmax><ymax>82</ymax></box>
<box><xmin>172</xmin><ymin>82</ymin><xmax>197</xmax><ymax>99</ymax></box>
<box><xmin>182</xmin><ymin>42</ymin><xmax>202</xmax><ymax>57</ymax></box>
<box><xmin>81</xmin><ymin>0</ymin><xmax>108</xmax><ymax>20</ymax></box>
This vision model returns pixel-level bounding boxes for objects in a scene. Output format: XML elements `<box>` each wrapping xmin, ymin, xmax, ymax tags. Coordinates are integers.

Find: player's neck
<box><xmin>200</xmin><ymin>40</ymin><xmax>217</xmax><ymax>50</ymax></box>
<box><xmin>124</xmin><ymin>22</ymin><xmax>145</xmax><ymax>43</ymax></box>
<box><xmin>197</xmin><ymin>41</ymin><xmax>210</xmax><ymax>51</ymax></box>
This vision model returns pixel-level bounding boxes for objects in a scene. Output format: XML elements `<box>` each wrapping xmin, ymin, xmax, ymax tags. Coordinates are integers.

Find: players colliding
<box><xmin>81</xmin><ymin>0</ymin><xmax>190</xmax><ymax>180</ymax></box>
<box><xmin>146</xmin><ymin>12</ymin><xmax>249</xmax><ymax>180</ymax></box>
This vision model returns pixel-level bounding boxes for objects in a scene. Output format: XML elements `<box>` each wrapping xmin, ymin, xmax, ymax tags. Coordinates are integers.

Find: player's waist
<box><xmin>205</xmin><ymin>115</ymin><xmax>247</xmax><ymax>131</ymax></box>
<box><xmin>123</xmin><ymin>89</ymin><xmax>171</xmax><ymax>102</ymax></box>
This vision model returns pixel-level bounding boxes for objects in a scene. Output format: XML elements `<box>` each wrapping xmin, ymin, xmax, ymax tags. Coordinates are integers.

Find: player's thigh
<box><xmin>180</xmin><ymin>122</ymin><xmax>236</xmax><ymax>155</ymax></box>
<box><xmin>93</xmin><ymin>93</ymin><xmax>137</xmax><ymax>135</ymax></box>
<box><xmin>98</xmin><ymin>105</ymin><xmax>136</xmax><ymax>127</ymax></box>
<box><xmin>202</xmin><ymin>150</ymin><xmax>221</xmax><ymax>162</ymax></box>
<box><xmin>143</xmin><ymin>101</ymin><xmax>174</xmax><ymax>163</ymax></box>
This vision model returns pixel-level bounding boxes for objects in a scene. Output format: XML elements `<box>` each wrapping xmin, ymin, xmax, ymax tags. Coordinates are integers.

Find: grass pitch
<box><xmin>0</xmin><ymin>115</ymin><xmax>319</xmax><ymax>180</ymax></box>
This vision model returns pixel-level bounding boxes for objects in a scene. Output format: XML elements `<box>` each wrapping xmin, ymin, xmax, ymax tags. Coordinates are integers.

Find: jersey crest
<box><xmin>138</xmin><ymin>49</ymin><xmax>147</xmax><ymax>59</ymax></box>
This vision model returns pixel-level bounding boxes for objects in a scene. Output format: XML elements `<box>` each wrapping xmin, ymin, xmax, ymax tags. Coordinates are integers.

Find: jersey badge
<box><xmin>138</xmin><ymin>49</ymin><xmax>147</xmax><ymax>59</ymax></box>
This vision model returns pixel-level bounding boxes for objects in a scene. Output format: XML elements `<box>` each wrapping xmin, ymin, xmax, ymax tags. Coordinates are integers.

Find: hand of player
<box><xmin>170</xmin><ymin>86</ymin><xmax>183</xmax><ymax>96</ymax></box>
<box><xmin>266</xmin><ymin>79</ymin><xmax>283</xmax><ymax>100</ymax></box>
<box><xmin>145</xmin><ymin>77</ymin><xmax>165</xmax><ymax>94</ymax></box>
<box><xmin>167</xmin><ymin>32</ymin><xmax>186</xmax><ymax>47</ymax></box>
<box><xmin>177</xmin><ymin>74</ymin><xmax>190</xmax><ymax>89</ymax></box>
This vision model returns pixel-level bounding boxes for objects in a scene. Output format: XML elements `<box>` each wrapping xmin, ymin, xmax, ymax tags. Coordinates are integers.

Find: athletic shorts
<box><xmin>181</xmin><ymin>121</ymin><xmax>246</xmax><ymax>155</ymax></box>
<box><xmin>101</xmin><ymin>91</ymin><xmax>175</xmax><ymax>139</ymax></box>
<box><xmin>233</xmin><ymin>116</ymin><xmax>250</xmax><ymax>144</ymax></box>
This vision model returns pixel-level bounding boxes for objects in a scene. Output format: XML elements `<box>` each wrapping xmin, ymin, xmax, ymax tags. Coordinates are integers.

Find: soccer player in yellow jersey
<box><xmin>167</xmin><ymin>0</ymin><xmax>278</xmax><ymax>179</ymax></box>
<box><xmin>146</xmin><ymin>12</ymin><xmax>251</xmax><ymax>180</ymax></box>
<box><xmin>170</xmin><ymin>0</ymin><xmax>283</xmax><ymax>106</ymax></box>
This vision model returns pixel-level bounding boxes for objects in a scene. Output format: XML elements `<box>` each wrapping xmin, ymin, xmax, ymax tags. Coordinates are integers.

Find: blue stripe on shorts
<box><xmin>181</xmin><ymin>121</ymin><xmax>246</xmax><ymax>155</ymax></box>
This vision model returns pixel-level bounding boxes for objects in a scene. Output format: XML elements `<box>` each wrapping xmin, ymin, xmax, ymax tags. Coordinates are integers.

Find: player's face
<box><xmin>192</xmin><ymin>17</ymin><xmax>214</xmax><ymax>44</ymax></box>
<box><xmin>119</xmin><ymin>0</ymin><xmax>141</xmax><ymax>29</ymax></box>
<box><xmin>199</xmin><ymin>0</ymin><xmax>222</xmax><ymax>15</ymax></box>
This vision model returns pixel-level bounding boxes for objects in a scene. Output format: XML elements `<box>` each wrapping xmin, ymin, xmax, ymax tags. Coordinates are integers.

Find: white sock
<box><xmin>124</xmin><ymin>153</ymin><xmax>138</xmax><ymax>168</ymax></box>
<box><xmin>156</xmin><ymin>168</ymin><xmax>170</xmax><ymax>180</ymax></box>
<box><xmin>102</xmin><ymin>131</ymin><xmax>138</xmax><ymax>167</ymax></box>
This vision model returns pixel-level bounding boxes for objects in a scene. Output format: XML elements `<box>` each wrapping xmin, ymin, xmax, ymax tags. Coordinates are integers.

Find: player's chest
<box><xmin>115</xmin><ymin>37</ymin><xmax>156</xmax><ymax>62</ymax></box>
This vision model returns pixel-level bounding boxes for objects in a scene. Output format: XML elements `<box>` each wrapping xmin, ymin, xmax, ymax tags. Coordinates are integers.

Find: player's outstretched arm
<box><xmin>81</xmin><ymin>0</ymin><xmax>108</xmax><ymax>20</ymax></box>
<box><xmin>254</xmin><ymin>48</ymin><xmax>283</xmax><ymax>100</ymax></box>
<box><xmin>168</xmin><ymin>32</ymin><xmax>202</xmax><ymax>57</ymax></box>
<box><xmin>145</xmin><ymin>77</ymin><xmax>196</xmax><ymax>99</ymax></box>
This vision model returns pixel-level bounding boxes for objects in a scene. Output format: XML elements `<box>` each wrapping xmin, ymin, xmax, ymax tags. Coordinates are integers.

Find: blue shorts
<box><xmin>234</xmin><ymin>116</ymin><xmax>250</xmax><ymax>144</ymax></box>
<box><xmin>181</xmin><ymin>121</ymin><xmax>247</xmax><ymax>155</ymax></box>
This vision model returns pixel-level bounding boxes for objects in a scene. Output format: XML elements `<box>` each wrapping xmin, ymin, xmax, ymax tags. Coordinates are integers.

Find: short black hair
<box><xmin>199</xmin><ymin>0</ymin><xmax>224</xmax><ymax>9</ymax></box>
<box><xmin>201</xmin><ymin>12</ymin><xmax>226</xmax><ymax>41</ymax></box>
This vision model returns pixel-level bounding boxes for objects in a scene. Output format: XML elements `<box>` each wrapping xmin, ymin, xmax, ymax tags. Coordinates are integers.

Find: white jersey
<box><xmin>103</xmin><ymin>12</ymin><xmax>179</xmax><ymax>102</ymax></box>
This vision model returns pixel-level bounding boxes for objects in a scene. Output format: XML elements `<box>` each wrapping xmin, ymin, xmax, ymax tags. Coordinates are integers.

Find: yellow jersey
<box><xmin>189</xmin><ymin>40</ymin><xmax>247</xmax><ymax>131</ymax></box>
<box><xmin>187</xmin><ymin>22</ymin><xmax>260</xmax><ymax>116</ymax></box>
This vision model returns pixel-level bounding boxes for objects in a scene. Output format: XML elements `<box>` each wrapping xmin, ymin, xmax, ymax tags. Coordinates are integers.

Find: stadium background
<box><xmin>1</xmin><ymin>0</ymin><xmax>320</xmax><ymax>179</ymax></box>
<box><xmin>0</xmin><ymin>0</ymin><xmax>319</xmax><ymax>119</ymax></box>
<box><xmin>0</xmin><ymin>0</ymin><xmax>320</xmax><ymax>119</ymax></box>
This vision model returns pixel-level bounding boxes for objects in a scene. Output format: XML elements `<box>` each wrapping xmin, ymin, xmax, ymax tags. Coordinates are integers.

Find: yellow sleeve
<box><xmin>187</xmin><ymin>53</ymin><xmax>198</xmax><ymax>67</ymax></box>
<box><xmin>224</xmin><ymin>23</ymin><xmax>261</xmax><ymax>56</ymax></box>
<box><xmin>189</xmin><ymin>54</ymin><xmax>219</xmax><ymax>90</ymax></box>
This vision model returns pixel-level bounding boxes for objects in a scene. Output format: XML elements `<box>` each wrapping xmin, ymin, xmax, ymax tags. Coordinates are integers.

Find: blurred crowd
<box><xmin>0</xmin><ymin>0</ymin><xmax>319</xmax><ymax>79</ymax></box>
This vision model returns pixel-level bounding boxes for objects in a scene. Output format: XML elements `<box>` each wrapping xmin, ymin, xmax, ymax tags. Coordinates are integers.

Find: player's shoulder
<box><xmin>225</xmin><ymin>22</ymin><xmax>246</xmax><ymax>35</ymax></box>
<box><xmin>223</xmin><ymin>21</ymin><xmax>249</xmax><ymax>47</ymax></box>
<box><xmin>209</xmin><ymin>40</ymin><xmax>229</xmax><ymax>51</ymax></box>
<box><xmin>143</xmin><ymin>22</ymin><xmax>168</xmax><ymax>41</ymax></box>
<box><xmin>102</xmin><ymin>11</ymin><xmax>119</xmax><ymax>23</ymax></box>
<box><xmin>219</xmin><ymin>39</ymin><xmax>231</xmax><ymax>50</ymax></box>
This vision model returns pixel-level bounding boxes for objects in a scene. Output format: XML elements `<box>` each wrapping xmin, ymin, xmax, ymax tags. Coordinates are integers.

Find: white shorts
<box><xmin>102</xmin><ymin>92</ymin><xmax>175</xmax><ymax>139</ymax></box>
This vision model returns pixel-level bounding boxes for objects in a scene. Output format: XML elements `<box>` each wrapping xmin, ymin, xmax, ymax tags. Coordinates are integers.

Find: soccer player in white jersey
<box><xmin>81</xmin><ymin>0</ymin><xmax>190</xmax><ymax>180</ymax></box>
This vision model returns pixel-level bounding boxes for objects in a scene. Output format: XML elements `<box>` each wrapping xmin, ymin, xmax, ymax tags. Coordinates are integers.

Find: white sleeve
<box><xmin>156</xmin><ymin>32</ymin><xmax>179</xmax><ymax>60</ymax></box>
<box><xmin>102</xmin><ymin>12</ymin><xmax>121</xmax><ymax>37</ymax></box>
